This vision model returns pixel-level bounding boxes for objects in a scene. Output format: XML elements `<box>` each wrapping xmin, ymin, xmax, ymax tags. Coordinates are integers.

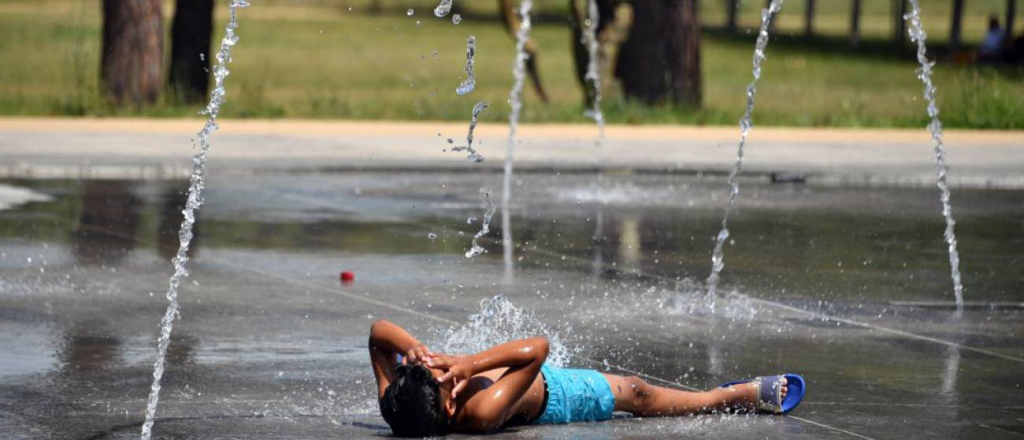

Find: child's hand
<box><xmin>403</xmin><ymin>344</ymin><xmax>433</xmax><ymax>365</ymax></box>
<box><xmin>429</xmin><ymin>354</ymin><xmax>473</xmax><ymax>398</ymax></box>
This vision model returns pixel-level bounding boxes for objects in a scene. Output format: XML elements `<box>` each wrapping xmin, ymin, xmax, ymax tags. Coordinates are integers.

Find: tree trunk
<box><xmin>850</xmin><ymin>0</ymin><xmax>862</xmax><ymax>46</ymax></box>
<box><xmin>615</xmin><ymin>0</ymin><xmax>702</xmax><ymax>107</ymax></box>
<box><xmin>570</xmin><ymin>0</ymin><xmax>617</xmax><ymax>107</ymax></box>
<box><xmin>101</xmin><ymin>0</ymin><xmax>163</xmax><ymax>106</ymax></box>
<box><xmin>169</xmin><ymin>0</ymin><xmax>213</xmax><ymax>103</ymax></box>
<box><xmin>804</xmin><ymin>0</ymin><xmax>815</xmax><ymax>37</ymax></box>
<box><xmin>569</xmin><ymin>0</ymin><xmax>591</xmax><ymax>104</ymax></box>
<box><xmin>893</xmin><ymin>0</ymin><xmax>907</xmax><ymax>47</ymax></box>
<box><xmin>1008</xmin><ymin>0</ymin><xmax>1017</xmax><ymax>39</ymax></box>
<box><xmin>500</xmin><ymin>0</ymin><xmax>550</xmax><ymax>103</ymax></box>
<box><xmin>726</xmin><ymin>0</ymin><xmax>738</xmax><ymax>33</ymax></box>
<box><xmin>949</xmin><ymin>0</ymin><xmax>965</xmax><ymax>53</ymax></box>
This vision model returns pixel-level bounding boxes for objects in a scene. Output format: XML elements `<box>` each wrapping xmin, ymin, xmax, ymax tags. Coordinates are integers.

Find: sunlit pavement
<box><xmin>2</xmin><ymin>118</ymin><xmax>1024</xmax><ymax>188</ymax></box>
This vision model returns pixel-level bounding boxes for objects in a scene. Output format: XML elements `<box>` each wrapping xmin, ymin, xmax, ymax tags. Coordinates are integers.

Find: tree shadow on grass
<box><xmin>703</xmin><ymin>26</ymin><xmax>1024</xmax><ymax>81</ymax></box>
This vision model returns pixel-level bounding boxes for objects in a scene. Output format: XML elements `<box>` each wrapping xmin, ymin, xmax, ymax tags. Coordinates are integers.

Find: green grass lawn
<box><xmin>0</xmin><ymin>0</ymin><xmax>1021</xmax><ymax>128</ymax></box>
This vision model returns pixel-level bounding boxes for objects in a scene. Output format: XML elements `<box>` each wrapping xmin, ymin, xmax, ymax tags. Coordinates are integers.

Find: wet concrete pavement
<box><xmin>1</xmin><ymin>172</ymin><xmax>1023</xmax><ymax>439</ymax></box>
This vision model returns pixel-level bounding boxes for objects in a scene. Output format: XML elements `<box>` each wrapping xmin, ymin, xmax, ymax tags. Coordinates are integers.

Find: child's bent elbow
<box><xmin>368</xmin><ymin>319</ymin><xmax>393</xmax><ymax>340</ymax></box>
<box><xmin>532</xmin><ymin>337</ymin><xmax>550</xmax><ymax>360</ymax></box>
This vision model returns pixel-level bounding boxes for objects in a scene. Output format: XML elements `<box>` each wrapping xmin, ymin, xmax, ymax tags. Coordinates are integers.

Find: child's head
<box><xmin>379</xmin><ymin>363</ymin><xmax>454</xmax><ymax>437</ymax></box>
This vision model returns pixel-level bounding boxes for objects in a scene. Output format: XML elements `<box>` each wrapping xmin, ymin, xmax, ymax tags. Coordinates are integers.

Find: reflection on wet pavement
<box><xmin>1</xmin><ymin>173</ymin><xmax>1022</xmax><ymax>439</ymax></box>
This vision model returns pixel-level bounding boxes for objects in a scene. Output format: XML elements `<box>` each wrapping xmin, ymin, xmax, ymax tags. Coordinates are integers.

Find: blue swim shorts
<box><xmin>533</xmin><ymin>364</ymin><xmax>616</xmax><ymax>425</ymax></box>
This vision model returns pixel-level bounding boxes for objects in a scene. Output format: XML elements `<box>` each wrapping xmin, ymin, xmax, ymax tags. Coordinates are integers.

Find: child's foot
<box><xmin>720</xmin><ymin>377</ymin><xmax>788</xmax><ymax>412</ymax></box>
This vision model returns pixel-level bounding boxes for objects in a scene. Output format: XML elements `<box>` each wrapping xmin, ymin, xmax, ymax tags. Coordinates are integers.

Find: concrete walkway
<box><xmin>2</xmin><ymin>118</ymin><xmax>1022</xmax><ymax>187</ymax></box>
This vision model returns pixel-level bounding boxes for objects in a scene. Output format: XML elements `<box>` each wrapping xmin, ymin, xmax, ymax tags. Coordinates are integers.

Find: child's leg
<box><xmin>602</xmin><ymin>374</ymin><xmax>773</xmax><ymax>417</ymax></box>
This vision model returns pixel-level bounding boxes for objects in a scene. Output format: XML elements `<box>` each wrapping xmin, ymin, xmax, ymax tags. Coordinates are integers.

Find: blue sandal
<box><xmin>720</xmin><ymin>374</ymin><xmax>805</xmax><ymax>414</ymax></box>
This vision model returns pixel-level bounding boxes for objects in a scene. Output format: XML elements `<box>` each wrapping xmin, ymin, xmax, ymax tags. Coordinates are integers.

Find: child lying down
<box><xmin>368</xmin><ymin>319</ymin><xmax>805</xmax><ymax>436</ymax></box>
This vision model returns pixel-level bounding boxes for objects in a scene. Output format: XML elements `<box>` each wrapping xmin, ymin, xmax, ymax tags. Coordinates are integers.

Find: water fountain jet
<box><xmin>904</xmin><ymin>0</ymin><xmax>966</xmax><ymax>317</ymax></box>
<box><xmin>704</xmin><ymin>0</ymin><xmax>784</xmax><ymax>308</ymax></box>
<box><xmin>139</xmin><ymin>1</ymin><xmax>249</xmax><ymax>438</ymax></box>
<box><xmin>501</xmin><ymin>0</ymin><xmax>534</xmax><ymax>282</ymax></box>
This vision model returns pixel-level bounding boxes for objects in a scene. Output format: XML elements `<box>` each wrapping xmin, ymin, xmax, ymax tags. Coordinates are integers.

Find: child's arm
<box><xmin>429</xmin><ymin>337</ymin><xmax>549</xmax><ymax>432</ymax></box>
<box><xmin>368</xmin><ymin>319</ymin><xmax>432</xmax><ymax>399</ymax></box>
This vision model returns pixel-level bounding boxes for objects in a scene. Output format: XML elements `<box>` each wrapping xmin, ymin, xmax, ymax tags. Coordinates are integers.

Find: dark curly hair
<box><xmin>379</xmin><ymin>363</ymin><xmax>449</xmax><ymax>437</ymax></box>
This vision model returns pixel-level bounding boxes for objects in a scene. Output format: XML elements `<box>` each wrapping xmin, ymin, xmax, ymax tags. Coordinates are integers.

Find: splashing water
<box><xmin>904</xmin><ymin>1</ymin><xmax>965</xmax><ymax>316</ymax></box>
<box><xmin>456</xmin><ymin>36</ymin><xmax>477</xmax><ymax>95</ymax></box>
<box><xmin>139</xmin><ymin>2</ymin><xmax>249</xmax><ymax>439</ymax></box>
<box><xmin>434</xmin><ymin>0</ymin><xmax>453</xmax><ymax>18</ymax></box>
<box><xmin>705</xmin><ymin>0</ymin><xmax>783</xmax><ymax>307</ymax></box>
<box><xmin>500</xmin><ymin>0</ymin><xmax>533</xmax><ymax>275</ymax></box>
<box><xmin>430</xmin><ymin>295</ymin><xmax>576</xmax><ymax>367</ymax></box>
<box><xmin>577</xmin><ymin>280</ymin><xmax>766</xmax><ymax>323</ymax></box>
<box><xmin>582</xmin><ymin>0</ymin><xmax>605</xmax><ymax>144</ymax></box>
<box><xmin>451</xmin><ymin>101</ymin><xmax>488</xmax><ymax>163</ymax></box>
<box><xmin>466</xmin><ymin>187</ymin><xmax>497</xmax><ymax>258</ymax></box>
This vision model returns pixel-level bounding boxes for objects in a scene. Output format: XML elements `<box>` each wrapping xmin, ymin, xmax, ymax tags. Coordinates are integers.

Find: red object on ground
<box><xmin>340</xmin><ymin>271</ymin><xmax>355</xmax><ymax>283</ymax></box>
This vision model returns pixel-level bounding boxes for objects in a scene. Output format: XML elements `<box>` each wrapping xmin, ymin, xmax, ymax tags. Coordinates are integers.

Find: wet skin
<box><xmin>430</xmin><ymin>365</ymin><xmax>787</xmax><ymax>424</ymax></box>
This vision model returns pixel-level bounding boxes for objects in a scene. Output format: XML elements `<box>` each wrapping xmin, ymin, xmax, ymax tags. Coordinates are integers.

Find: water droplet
<box><xmin>407</xmin><ymin>8</ymin><xmax>414</xmax><ymax>16</ymax></box>
<box><xmin>456</xmin><ymin>36</ymin><xmax>477</xmax><ymax>95</ymax></box>
<box><xmin>428</xmin><ymin>232</ymin><xmax>438</xmax><ymax>240</ymax></box>
<box><xmin>456</xmin><ymin>79</ymin><xmax>475</xmax><ymax>95</ymax></box>
<box><xmin>434</xmin><ymin>0</ymin><xmax>453</xmax><ymax>18</ymax></box>
<box><xmin>452</xmin><ymin>13</ymin><xmax>462</xmax><ymax>24</ymax></box>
